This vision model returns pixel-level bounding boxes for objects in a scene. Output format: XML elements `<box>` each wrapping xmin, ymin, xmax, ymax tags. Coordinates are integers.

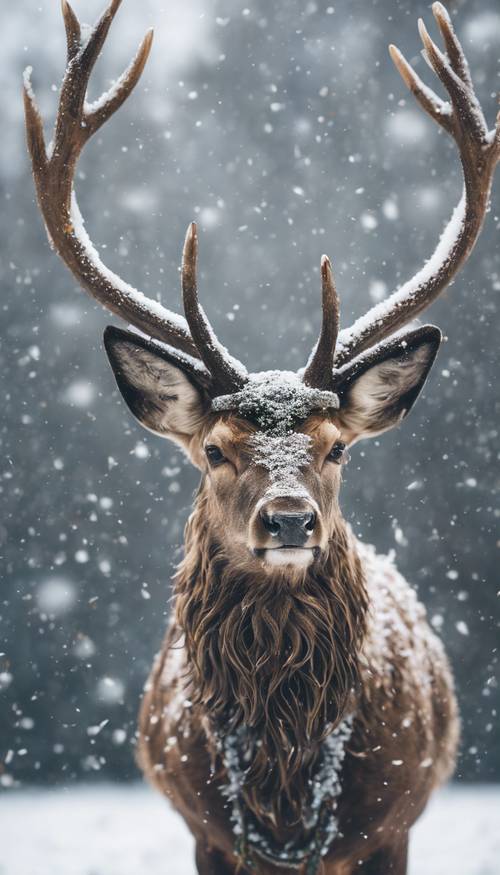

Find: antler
<box><xmin>303</xmin><ymin>255</ymin><xmax>340</xmax><ymax>389</ymax></box>
<box><xmin>26</xmin><ymin>2</ymin><xmax>498</xmax><ymax>401</ymax></box>
<box><xmin>182</xmin><ymin>223</ymin><xmax>247</xmax><ymax>394</ymax></box>
<box><xmin>24</xmin><ymin>0</ymin><xmax>250</xmax><ymax>394</ymax></box>
<box><xmin>333</xmin><ymin>2</ymin><xmax>500</xmax><ymax>368</ymax></box>
<box><xmin>23</xmin><ymin>0</ymin><xmax>198</xmax><ymax>360</ymax></box>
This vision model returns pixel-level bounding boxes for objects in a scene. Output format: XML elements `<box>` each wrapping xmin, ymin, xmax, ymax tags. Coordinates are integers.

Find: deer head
<box><xmin>103</xmin><ymin>278</ymin><xmax>441</xmax><ymax>574</ymax></box>
<box><xmin>24</xmin><ymin>0</ymin><xmax>500</xmax><ymax>577</ymax></box>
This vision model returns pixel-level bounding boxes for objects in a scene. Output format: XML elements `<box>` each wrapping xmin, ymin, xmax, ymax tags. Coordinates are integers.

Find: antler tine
<box><xmin>431</xmin><ymin>1</ymin><xmax>473</xmax><ymax>91</ymax></box>
<box><xmin>23</xmin><ymin>70</ymin><xmax>47</xmax><ymax>173</ymax></box>
<box><xmin>303</xmin><ymin>255</ymin><xmax>339</xmax><ymax>390</ymax></box>
<box><xmin>417</xmin><ymin>15</ymin><xmax>488</xmax><ymax>144</ymax></box>
<box><xmin>182</xmin><ymin>224</ymin><xmax>247</xmax><ymax>395</ymax></box>
<box><xmin>335</xmin><ymin>3</ymin><xmax>500</xmax><ymax>367</ymax></box>
<box><xmin>79</xmin><ymin>0</ymin><xmax>123</xmax><ymax>81</ymax></box>
<box><xmin>388</xmin><ymin>45</ymin><xmax>453</xmax><ymax>136</ymax></box>
<box><xmin>85</xmin><ymin>30</ymin><xmax>154</xmax><ymax>139</ymax></box>
<box><xmin>61</xmin><ymin>0</ymin><xmax>81</xmax><ymax>62</ymax></box>
<box><xmin>24</xmin><ymin>0</ymin><xmax>199</xmax><ymax>359</ymax></box>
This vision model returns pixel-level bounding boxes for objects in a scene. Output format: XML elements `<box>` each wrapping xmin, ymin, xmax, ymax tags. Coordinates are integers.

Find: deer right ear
<box><xmin>336</xmin><ymin>325</ymin><xmax>441</xmax><ymax>444</ymax></box>
<box><xmin>103</xmin><ymin>326</ymin><xmax>210</xmax><ymax>446</ymax></box>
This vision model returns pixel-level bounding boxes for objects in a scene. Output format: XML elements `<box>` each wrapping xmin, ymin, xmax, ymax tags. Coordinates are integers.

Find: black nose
<box><xmin>260</xmin><ymin>510</ymin><xmax>316</xmax><ymax>546</ymax></box>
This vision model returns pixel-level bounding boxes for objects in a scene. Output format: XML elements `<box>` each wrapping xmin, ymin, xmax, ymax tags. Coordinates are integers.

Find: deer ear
<box><xmin>337</xmin><ymin>326</ymin><xmax>441</xmax><ymax>444</ymax></box>
<box><xmin>103</xmin><ymin>326</ymin><xmax>210</xmax><ymax>446</ymax></box>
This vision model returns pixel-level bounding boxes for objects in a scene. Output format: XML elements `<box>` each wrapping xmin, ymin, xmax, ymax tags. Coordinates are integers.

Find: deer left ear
<box><xmin>337</xmin><ymin>325</ymin><xmax>441</xmax><ymax>443</ymax></box>
<box><xmin>103</xmin><ymin>326</ymin><xmax>211</xmax><ymax>447</ymax></box>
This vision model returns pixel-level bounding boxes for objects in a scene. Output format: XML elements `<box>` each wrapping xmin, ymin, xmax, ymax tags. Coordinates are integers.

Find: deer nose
<box><xmin>260</xmin><ymin>509</ymin><xmax>316</xmax><ymax>546</ymax></box>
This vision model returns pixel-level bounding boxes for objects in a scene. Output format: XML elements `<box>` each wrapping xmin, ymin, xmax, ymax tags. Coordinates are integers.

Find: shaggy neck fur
<box><xmin>174</xmin><ymin>489</ymin><xmax>369</xmax><ymax>838</ymax></box>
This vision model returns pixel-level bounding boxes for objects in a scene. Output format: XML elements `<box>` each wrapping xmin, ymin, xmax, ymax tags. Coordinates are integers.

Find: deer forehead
<box><xmin>205</xmin><ymin>416</ymin><xmax>340</xmax><ymax>458</ymax></box>
<box><xmin>204</xmin><ymin>370</ymin><xmax>341</xmax><ymax>453</ymax></box>
<box><xmin>211</xmin><ymin>370</ymin><xmax>339</xmax><ymax>432</ymax></box>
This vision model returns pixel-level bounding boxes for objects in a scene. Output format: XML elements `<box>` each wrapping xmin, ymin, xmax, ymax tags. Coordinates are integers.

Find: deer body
<box><xmin>137</xmin><ymin>532</ymin><xmax>458</xmax><ymax>875</ymax></box>
<box><xmin>25</xmin><ymin>2</ymin><xmax>498</xmax><ymax>873</ymax></box>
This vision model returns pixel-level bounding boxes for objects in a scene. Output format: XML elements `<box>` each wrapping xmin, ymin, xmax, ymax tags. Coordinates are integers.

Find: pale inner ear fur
<box><xmin>110</xmin><ymin>341</ymin><xmax>207</xmax><ymax>440</ymax></box>
<box><xmin>340</xmin><ymin>342</ymin><xmax>435</xmax><ymax>443</ymax></box>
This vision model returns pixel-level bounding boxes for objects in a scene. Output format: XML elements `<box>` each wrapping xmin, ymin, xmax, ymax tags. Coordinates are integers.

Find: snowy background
<box><xmin>1</xmin><ymin>784</ymin><xmax>500</xmax><ymax>875</ymax></box>
<box><xmin>1</xmin><ymin>0</ymin><xmax>499</xmax><ymax>864</ymax></box>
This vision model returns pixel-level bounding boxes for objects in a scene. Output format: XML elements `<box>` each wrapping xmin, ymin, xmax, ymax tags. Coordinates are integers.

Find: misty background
<box><xmin>1</xmin><ymin>0</ymin><xmax>499</xmax><ymax>791</ymax></box>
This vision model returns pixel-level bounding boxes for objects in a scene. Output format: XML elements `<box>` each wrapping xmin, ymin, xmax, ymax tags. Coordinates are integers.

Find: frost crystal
<box><xmin>211</xmin><ymin>370</ymin><xmax>338</xmax><ymax>432</ymax></box>
<box><xmin>216</xmin><ymin>714</ymin><xmax>353</xmax><ymax>870</ymax></box>
<box><xmin>251</xmin><ymin>431</ymin><xmax>312</xmax><ymax>500</ymax></box>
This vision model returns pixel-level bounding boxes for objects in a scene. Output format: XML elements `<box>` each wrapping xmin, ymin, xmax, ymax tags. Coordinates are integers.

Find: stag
<box><xmin>25</xmin><ymin>2</ymin><xmax>499</xmax><ymax>873</ymax></box>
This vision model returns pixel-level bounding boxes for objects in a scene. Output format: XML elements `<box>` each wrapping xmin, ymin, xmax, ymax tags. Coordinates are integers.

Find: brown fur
<box><xmin>175</xmin><ymin>497</ymin><xmax>368</xmax><ymax>837</ymax></box>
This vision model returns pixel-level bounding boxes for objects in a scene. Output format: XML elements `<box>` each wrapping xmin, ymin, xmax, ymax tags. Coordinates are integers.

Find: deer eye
<box><xmin>327</xmin><ymin>441</ymin><xmax>348</xmax><ymax>464</ymax></box>
<box><xmin>205</xmin><ymin>445</ymin><xmax>226</xmax><ymax>466</ymax></box>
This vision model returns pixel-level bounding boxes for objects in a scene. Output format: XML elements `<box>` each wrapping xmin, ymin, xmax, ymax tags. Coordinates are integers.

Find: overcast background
<box><xmin>1</xmin><ymin>0</ymin><xmax>499</xmax><ymax>791</ymax></box>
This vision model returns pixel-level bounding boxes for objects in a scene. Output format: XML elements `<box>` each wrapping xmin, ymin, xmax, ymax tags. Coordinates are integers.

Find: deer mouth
<box><xmin>254</xmin><ymin>546</ymin><xmax>319</xmax><ymax>568</ymax></box>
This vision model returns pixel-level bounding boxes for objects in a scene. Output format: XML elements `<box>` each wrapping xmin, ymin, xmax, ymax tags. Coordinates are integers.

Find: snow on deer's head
<box><xmin>104</xmin><ymin>233</ymin><xmax>440</xmax><ymax>576</ymax></box>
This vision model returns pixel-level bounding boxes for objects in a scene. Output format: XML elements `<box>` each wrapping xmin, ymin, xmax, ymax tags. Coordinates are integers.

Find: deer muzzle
<box><xmin>250</xmin><ymin>497</ymin><xmax>322</xmax><ymax>568</ymax></box>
